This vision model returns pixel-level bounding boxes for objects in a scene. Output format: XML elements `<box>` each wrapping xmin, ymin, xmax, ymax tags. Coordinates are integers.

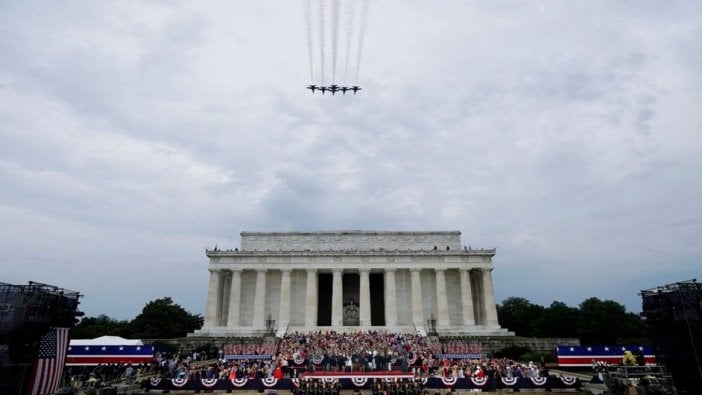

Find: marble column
<box><xmin>219</xmin><ymin>272</ymin><xmax>231</xmax><ymax>326</ymax></box>
<box><xmin>204</xmin><ymin>269</ymin><xmax>222</xmax><ymax>327</ymax></box>
<box><xmin>384</xmin><ymin>269</ymin><xmax>397</xmax><ymax>327</ymax></box>
<box><xmin>252</xmin><ymin>269</ymin><xmax>267</xmax><ymax>329</ymax></box>
<box><xmin>331</xmin><ymin>269</ymin><xmax>344</xmax><ymax>327</ymax></box>
<box><xmin>459</xmin><ymin>269</ymin><xmax>475</xmax><ymax>327</ymax></box>
<box><xmin>481</xmin><ymin>269</ymin><xmax>499</xmax><ymax>326</ymax></box>
<box><xmin>472</xmin><ymin>270</ymin><xmax>484</xmax><ymax>325</ymax></box>
<box><xmin>305</xmin><ymin>269</ymin><xmax>318</xmax><ymax>327</ymax></box>
<box><xmin>227</xmin><ymin>269</ymin><xmax>242</xmax><ymax>327</ymax></box>
<box><xmin>435</xmin><ymin>269</ymin><xmax>450</xmax><ymax>329</ymax></box>
<box><xmin>278</xmin><ymin>269</ymin><xmax>292</xmax><ymax>327</ymax></box>
<box><xmin>359</xmin><ymin>268</ymin><xmax>371</xmax><ymax>327</ymax></box>
<box><xmin>410</xmin><ymin>268</ymin><xmax>423</xmax><ymax>326</ymax></box>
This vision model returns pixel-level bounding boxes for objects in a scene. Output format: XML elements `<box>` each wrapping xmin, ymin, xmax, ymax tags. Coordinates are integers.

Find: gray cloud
<box><xmin>2</xmin><ymin>1</ymin><xmax>701</xmax><ymax>319</ymax></box>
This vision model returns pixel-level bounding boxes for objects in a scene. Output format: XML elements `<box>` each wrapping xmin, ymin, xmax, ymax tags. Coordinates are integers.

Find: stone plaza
<box><xmin>192</xmin><ymin>231</ymin><xmax>512</xmax><ymax>337</ymax></box>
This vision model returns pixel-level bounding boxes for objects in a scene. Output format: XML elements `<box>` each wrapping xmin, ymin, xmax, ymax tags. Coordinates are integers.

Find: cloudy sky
<box><xmin>2</xmin><ymin>1</ymin><xmax>700</xmax><ymax>320</ymax></box>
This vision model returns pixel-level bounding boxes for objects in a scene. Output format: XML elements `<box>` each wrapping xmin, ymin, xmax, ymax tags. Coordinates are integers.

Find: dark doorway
<box><xmin>370</xmin><ymin>272</ymin><xmax>386</xmax><ymax>326</ymax></box>
<box><xmin>343</xmin><ymin>273</ymin><xmax>360</xmax><ymax>326</ymax></box>
<box><xmin>317</xmin><ymin>273</ymin><xmax>332</xmax><ymax>326</ymax></box>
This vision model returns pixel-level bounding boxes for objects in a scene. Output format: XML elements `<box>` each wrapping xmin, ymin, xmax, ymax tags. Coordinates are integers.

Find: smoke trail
<box><xmin>342</xmin><ymin>0</ymin><xmax>356</xmax><ymax>84</ymax></box>
<box><xmin>304</xmin><ymin>0</ymin><xmax>314</xmax><ymax>83</ymax></box>
<box><xmin>330</xmin><ymin>0</ymin><xmax>340</xmax><ymax>83</ymax></box>
<box><xmin>354</xmin><ymin>0</ymin><xmax>370</xmax><ymax>83</ymax></box>
<box><xmin>318</xmin><ymin>0</ymin><xmax>326</xmax><ymax>84</ymax></box>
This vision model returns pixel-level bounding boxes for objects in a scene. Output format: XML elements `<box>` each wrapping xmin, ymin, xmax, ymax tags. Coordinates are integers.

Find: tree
<box><xmin>71</xmin><ymin>315</ymin><xmax>131</xmax><ymax>339</ymax></box>
<box><xmin>577</xmin><ymin>297</ymin><xmax>646</xmax><ymax>344</ymax></box>
<box><xmin>128</xmin><ymin>297</ymin><xmax>203</xmax><ymax>339</ymax></box>
<box><xmin>535</xmin><ymin>301</ymin><xmax>580</xmax><ymax>338</ymax></box>
<box><xmin>497</xmin><ymin>297</ymin><xmax>545</xmax><ymax>337</ymax></box>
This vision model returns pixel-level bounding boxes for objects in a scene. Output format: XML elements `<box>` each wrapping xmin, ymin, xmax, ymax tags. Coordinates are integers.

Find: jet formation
<box><xmin>307</xmin><ymin>84</ymin><xmax>362</xmax><ymax>95</ymax></box>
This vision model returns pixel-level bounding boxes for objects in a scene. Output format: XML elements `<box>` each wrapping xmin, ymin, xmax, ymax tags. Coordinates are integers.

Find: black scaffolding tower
<box><xmin>641</xmin><ymin>279</ymin><xmax>702</xmax><ymax>394</ymax></box>
<box><xmin>0</xmin><ymin>282</ymin><xmax>82</xmax><ymax>395</ymax></box>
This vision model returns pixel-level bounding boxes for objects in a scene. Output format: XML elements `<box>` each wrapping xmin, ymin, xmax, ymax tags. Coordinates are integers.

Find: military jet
<box><xmin>340</xmin><ymin>86</ymin><xmax>350</xmax><ymax>94</ymax></box>
<box><xmin>306</xmin><ymin>84</ymin><xmax>318</xmax><ymax>93</ymax></box>
<box><xmin>350</xmin><ymin>86</ymin><xmax>362</xmax><ymax>94</ymax></box>
<box><xmin>328</xmin><ymin>84</ymin><xmax>341</xmax><ymax>95</ymax></box>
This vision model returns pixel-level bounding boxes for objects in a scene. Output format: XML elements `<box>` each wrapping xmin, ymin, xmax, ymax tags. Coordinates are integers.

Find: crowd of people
<box><xmin>63</xmin><ymin>330</ymin><xmax>549</xmax><ymax>385</ymax></box>
<box><xmin>223</xmin><ymin>337</ymin><xmax>276</xmax><ymax>356</ymax></box>
<box><xmin>64</xmin><ymin>362</ymin><xmax>147</xmax><ymax>387</ymax></box>
<box><xmin>276</xmin><ymin>330</ymin><xmax>435</xmax><ymax>373</ymax></box>
<box><xmin>273</xmin><ymin>330</ymin><xmax>547</xmax><ymax>380</ymax></box>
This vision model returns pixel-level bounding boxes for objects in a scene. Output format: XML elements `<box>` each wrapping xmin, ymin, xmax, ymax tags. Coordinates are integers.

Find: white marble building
<box><xmin>192</xmin><ymin>231</ymin><xmax>513</xmax><ymax>337</ymax></box>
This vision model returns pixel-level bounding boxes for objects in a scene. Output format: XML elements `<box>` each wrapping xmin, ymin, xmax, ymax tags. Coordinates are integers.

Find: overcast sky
<box><xmin>2</xmin><ymin>1</ymin><xmax>700</xmax><ymax>321</ymax></box>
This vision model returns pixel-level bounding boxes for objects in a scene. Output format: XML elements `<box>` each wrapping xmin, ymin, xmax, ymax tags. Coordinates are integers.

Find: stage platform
<box><xmin>143</xmin><ymin>373</ymin><xmax>583</xmax><ymax>392</ymax></box>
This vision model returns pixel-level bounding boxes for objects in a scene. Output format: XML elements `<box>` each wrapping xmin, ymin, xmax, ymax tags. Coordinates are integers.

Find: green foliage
<box><xmin>534</xmin><ymin>301</ymin><xmax>580</xmax><ymax>338</ymax></box>
<box><xmin>497</xmin><ymin>297</ymin><xmax>545</xmax><ymax>337</ymax></box>
<box><xmin>71</xmin><ymin>297</ymin><xmax>203</xmax><ymax>340</ymax></box>
<box><xmin>497</xmin><ymin>296</ymin><xmax>648</xmax><ymax>344</ymax></box>
<box><xmin>493</xmin><ymin>345</ymin><xmax>532</xmax><ymax>360</ymax></box>
<box><xmin>129</xmin><ymin>297</ymin><xmax>203</xmax><ymax>339</ymax></box>
<box><xmin>577</xmin><ymin>297</ymin><xmax>645</xmax><ymax>344</ymax></box>
<box><xmin>71</xmin><ymin>314</ymin><xmax>131</xmax><ymax>339</ymax></box>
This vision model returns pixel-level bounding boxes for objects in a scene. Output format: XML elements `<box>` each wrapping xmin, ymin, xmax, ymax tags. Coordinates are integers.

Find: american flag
<box><xmin>28</xmin><ymin>327</ymin><xmax>69</xmax><ymax>395</ymax></box>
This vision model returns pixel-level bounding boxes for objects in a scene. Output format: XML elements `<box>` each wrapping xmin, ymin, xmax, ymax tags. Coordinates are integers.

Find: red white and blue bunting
<box><xmin>262</xmin><ymin>378</ymin><xmax>278</xmax><ymax>387</ymax></box>
<box><xmin>312</xmin><ymin>355</ymin><xmax>324</xmax><ymax>365</ymax></box>
<box><xmin>470</xmin><ymin>377</ymin><xmax>488</xmax><ymax>387</ymax></box>
<box><xmin>201</xmin><ymin>378</ymin><xmax>218</xmax><ymax>388</ymax></box>
<box><xmin>530</xmin><ymin>376</ymin><xmax>548</xmax><ymax>386</ymax></box>
<box><xmin>440</xmin><ymin>376</ymin><xmax>458</xmax><ymax>387</ymax></box>
<box><xmin>560</xmin><ymin>376</ymin><xmax>577</xmax><ymax>386</ymax></box>
<box><xmin>231</xmin><ymin>378</ymin><xmax>248</xmax><ymax>387</ymax></box>
<box><xmin>171</xmin><ymin>378</ymin><xmax>188</xmax><ymax>388</ymax></box>
<box><xmin>142</xmin><ymin>375</ymin><xmax>580</xmax><ymax>391</ymax></box>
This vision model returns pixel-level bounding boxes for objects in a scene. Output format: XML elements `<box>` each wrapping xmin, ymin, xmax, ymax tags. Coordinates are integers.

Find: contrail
<box><xmin>304</xmin><ymin>0</ymin><xmax>314</xmax><ymax>82</ymax></box>
<box><xmin>342</xmin><ymin>0</ymin><xmax>356</xmax><ymax>84</ymax></box>
<box><xmin>318</xmin><ymin>0</ymin><xmax>326</xmax><ymax>84</ymax></box>
<box><xmin>354</xmin><ymin>0</ymin><xmax>370</xmax><ymax>83</ymax></box>
<box><xmin>330</xmin><ymin>0</ymin><xmax>340</xmax><ymax>83</ymax></box>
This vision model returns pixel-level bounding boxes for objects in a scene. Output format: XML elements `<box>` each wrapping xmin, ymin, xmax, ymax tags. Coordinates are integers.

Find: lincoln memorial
<box><xmin>192</xmin><ymin>231</ymin><xmax>512</xmax><ymax>337</ymax></box>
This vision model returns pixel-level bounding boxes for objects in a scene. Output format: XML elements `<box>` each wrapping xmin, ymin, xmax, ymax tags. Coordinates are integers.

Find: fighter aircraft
<box><xmin>340</xmin><ymin>86</ymin><xmax>350</xmax><ymax>94</ymax></box>
<box><xmin>350</xmin><ymin>86</ymin><xmax>362</xmax><ymax>94</ymax></box>
<box><xmin>328</xmin><ymin>84</ymin><xmax>340</xmax><ymax>95</ymax></box>
<box><xmin>318</xmin><ymin>86</ymin><xmax>328</xmax><ymax>95</ymax></box>
<box><xmin>306</xmin><ymin>84</ymin><xmax>318</xmax><ymax>93</ymax></box>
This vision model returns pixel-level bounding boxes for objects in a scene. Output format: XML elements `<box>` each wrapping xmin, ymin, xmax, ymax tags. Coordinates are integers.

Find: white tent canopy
<box><xmin>70</xmin><ymin>336</ymin><xmax>143</xmax><ymax>346</ymax></box>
